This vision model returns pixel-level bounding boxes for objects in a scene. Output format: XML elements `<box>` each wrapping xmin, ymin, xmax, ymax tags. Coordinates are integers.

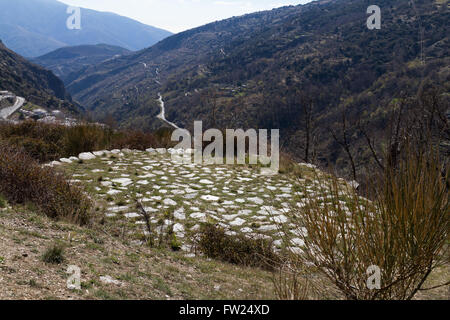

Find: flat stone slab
<box><xmin>79</xmin><ymin>152</ymin><xmax>96</xmax><ymax>160</ymax></box>
<box><xmin>100</xmin><ymin>276</ymin><xmax>122</xmax><ymax>286</ymax></box>
<box><xmin>57</xmin><ymin>148</ymin><xmax>349</xmax><ymax>251</ymax></box>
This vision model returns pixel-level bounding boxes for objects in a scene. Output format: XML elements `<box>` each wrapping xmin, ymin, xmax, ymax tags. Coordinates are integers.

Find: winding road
<box><xmin>0</xmin><ymin>96</ymin><xmax>25</xmax><ymax>120</ymax></box>
<box><xmin>157</xmin><ymin>93</ymin><xmax>180</xmax><ymax>129</ymax></box>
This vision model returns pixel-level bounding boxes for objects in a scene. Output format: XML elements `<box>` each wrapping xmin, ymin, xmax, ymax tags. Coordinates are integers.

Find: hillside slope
<box><xmin>66</xmin><ymin>0</ymin><xmax>449</xmax><ymax>175</ymax></box>
<box><xmin>0</xmin><ymin>201</ymin><xmax>274</xmax><ymax>300</ymax></box>
<box><xmin>1</xmin><ymin>148</ymin><xmax>447</xmax><ymax>300</ymax></box>
<box><xmin>0</xmin><ymin>0</ymin><xmax>172</xmax><ymax>57</ymax></box>
<box><xmin>0</xmin><ymin>40</ymin><xmax>80</xmax><ymax>114</ymax></box>
<box><xmin>33</xmin><ymin>44</ymin><xmax>131</xmax><ymax>83</ymax></box>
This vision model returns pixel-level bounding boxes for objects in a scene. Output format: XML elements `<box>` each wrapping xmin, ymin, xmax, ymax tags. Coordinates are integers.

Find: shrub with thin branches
<box><xmin>272</xmin><ymin>263</ymin><xmax>318</xmax><ymax>300</ymax></box>
<box><xmin>0</xmin><ymin>121</ymin><xmax>161</xmax><ymax>163</ymax></box>
<box><xmin>279</xmin><ymin>148</ymin><xmax>449</xmax><ymax>300</ymax></box>
<box><xmin>0</xmin><ymin>142</ymin><xmax>92</xmax><ymax>225</ymax></box>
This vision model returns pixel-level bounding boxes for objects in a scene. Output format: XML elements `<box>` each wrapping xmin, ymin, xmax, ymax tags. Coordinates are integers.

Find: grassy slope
<box><xmin>1</xmin><ymin>200</ymin><xmax>448</xmax><ymax>300</ymax></box>
<box><xmin>0</xmin><ymin>203</ymin><xmax>274</xmax><ymax>300</ymax></box>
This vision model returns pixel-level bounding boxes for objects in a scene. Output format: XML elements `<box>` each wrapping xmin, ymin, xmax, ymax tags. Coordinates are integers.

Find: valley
<box><xmin>62</xmin><ymin>0</ymin><xmax>449</xmax><ymax>177</ymax></box>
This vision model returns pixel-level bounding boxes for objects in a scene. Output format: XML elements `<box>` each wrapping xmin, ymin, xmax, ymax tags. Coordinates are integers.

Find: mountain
<box><xmin>0</xmin><ymin>40</ymin><xmax>80</xmax><ymax>114</ymax></box>
<box><xmin>32</xmin><ymin>44</ymin><xmax>131</xmax><ymax>83</ymax></box>
<box><xmin>0</xmin><ymin>0</ymin><xmax>172</xmax><ymax>57</ymax></box>
<box><xmin>65</xmin><ymin>0</ymin><xmax>449</xmax><ymax>175</ymax></box>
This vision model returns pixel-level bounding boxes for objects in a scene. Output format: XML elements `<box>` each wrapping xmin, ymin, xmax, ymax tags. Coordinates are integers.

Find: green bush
<box><xmin>195</xmin><ymin>223</ymin><xmax>279</xmax><ymax>271</ymax></box>
<box><xmin>42</xmin><ymin>243</ymin><xmax>65</xmax><ymax>264</ymax></box>
<box><xmin>170</xmin><ymin>234</ymin><xmax>182</xmax><ymax>252</ymax></box>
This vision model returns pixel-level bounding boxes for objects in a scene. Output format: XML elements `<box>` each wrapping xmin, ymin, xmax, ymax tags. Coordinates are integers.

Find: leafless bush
<box><xmin>272</xmin><ymin>263</ymin><xmax>317</xmax><ymax>300</ymax></box>
<box><xmin>279</xmin><ymin>147</ymin><xmax>448</xmax><ymax>300</ymax></box>
<box><xmin>0</xmin><ymin>142</ymin><xmax>92</xmax><ymax>225</ymax></box>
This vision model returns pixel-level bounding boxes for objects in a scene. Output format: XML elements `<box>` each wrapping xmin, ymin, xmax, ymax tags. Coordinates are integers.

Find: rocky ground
<box><xmin>51</xmin><ymin>148</ymin><xmax>328</xmax><ymax>252</ymax></box>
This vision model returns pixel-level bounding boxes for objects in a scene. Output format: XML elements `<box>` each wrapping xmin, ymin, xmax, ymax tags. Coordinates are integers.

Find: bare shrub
<box><xmin>272</xmin><ymin>264</ymin><xmax>315</xmax><ymax>300</ymax></box>
<box><xmin>154</xmin><ymin>127</ymin><xmax>176</xmax><ymax>148</ymax></box>
<box><xmin>0</xmin><ymin>194</ymin><xmax>6</xmax><ymax>208</ymax></box>
<box><xmin>280</xmin><ymin>148</ymin><xmax>449</xmax><ymax>300</ymax></box>
<box><xmin>63</xmin><ymin>124</ymin><xmax>113</xmax><ymax>156</ymax></box>
<box><xmin>0</xmin><ymin>142</ymin><xmax>92</xmax><ymax>225</ymax></box>
<box><xmin>0</xmin><ymin>121</ymin><xmax>160</xmax><ymax>163</ymax></box>
<box><xmin>111</xmin><ymin>130</ymin><xmax>157</xmax><ymax>150</ymax></box>
<box><xmin>0</xmin><ymin>120</ymin><xmax>65</xmax><ymax>162</ymax></box>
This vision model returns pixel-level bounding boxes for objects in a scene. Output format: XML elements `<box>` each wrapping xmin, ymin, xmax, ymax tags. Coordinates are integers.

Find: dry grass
<box><xmin>0</xmin><ymin>206</ymin><xmax>275</xmax><ymax>300</ymax></box>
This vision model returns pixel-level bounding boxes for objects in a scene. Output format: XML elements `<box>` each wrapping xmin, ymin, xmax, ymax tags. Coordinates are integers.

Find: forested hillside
<box><xmin>0</xmin><ymin>40</ymin><xmax>80</xmax><ymax>114</ymax></box>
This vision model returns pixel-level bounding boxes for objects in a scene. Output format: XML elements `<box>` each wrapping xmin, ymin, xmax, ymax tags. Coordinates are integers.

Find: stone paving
<box><xmin>53</xmin><ymin>148</ymin><xmax>348</xmax><ymax>252</ymax></box>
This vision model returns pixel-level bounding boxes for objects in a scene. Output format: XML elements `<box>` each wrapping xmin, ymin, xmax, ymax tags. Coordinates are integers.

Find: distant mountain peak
<box><xmin>0</xmin><ymin>0</ymin><xmax>172</xmax><ymax>57</ymax></box>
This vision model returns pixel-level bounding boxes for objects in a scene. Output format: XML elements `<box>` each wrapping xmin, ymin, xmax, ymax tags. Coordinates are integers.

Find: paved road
<box><xmin>157</xmin><ymin>93</ymin><xmax>180</xmax><ymax>129</ymax></box>
<box><xmin>0</xmin><ymin>94</ymin><xmax>15</xmax><ymax>101</ymax></box>
<box><xmin>0</xmin><ymin>96</ymin><xmax>25</xmax><ymax>120</ymax></box>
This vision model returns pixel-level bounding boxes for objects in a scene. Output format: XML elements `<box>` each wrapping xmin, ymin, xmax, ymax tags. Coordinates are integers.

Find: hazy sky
<box><xmin>58</xmin><ymin>0</ymin><xmax>314</xmax><ymax>33</ymax></box>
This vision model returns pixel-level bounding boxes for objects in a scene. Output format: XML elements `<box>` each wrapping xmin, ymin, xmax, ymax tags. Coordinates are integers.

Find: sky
<box><xmin>58</xmin><ymin>0</ymin><xmax>314</xmax><ymax>33</ymax></box>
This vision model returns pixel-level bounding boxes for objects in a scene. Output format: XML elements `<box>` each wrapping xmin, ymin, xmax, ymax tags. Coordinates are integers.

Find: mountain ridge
<box><xmin>32</xmin><ymin>44</ymin><xmax>132</xmax><ymax>83</ymax></box>
<box><xmin>0</xmin><ymin>0</ymin><xmax>172</xmax><ymax>57</ymax></box>
<box><xmin>0</xmin><ymin>40</ymin><xmax>81</xmax><ymax>114</ymax></box>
